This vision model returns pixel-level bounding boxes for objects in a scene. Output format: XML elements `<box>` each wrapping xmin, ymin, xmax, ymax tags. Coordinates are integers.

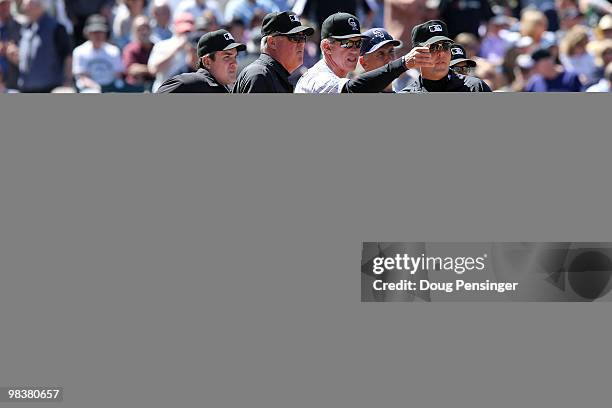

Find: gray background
<box><xmin>1</xmin><ymin>94</ymin><xmax>611</xmax><ymax>408</ymax></box>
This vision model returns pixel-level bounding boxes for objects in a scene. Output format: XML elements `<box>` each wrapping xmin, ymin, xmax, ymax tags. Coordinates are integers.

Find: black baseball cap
<box><xmin>411</xmin><ymin>20</ymin><xmax>452</xmax><ymax>47</ymax></box>
<box><xmin>321</xmin><ymin>12</ymin><xmax>366</xmax><ymax>39</ymax></box>
<box><xmin>530</xmin><ymin>48</ymin><xmax>552</xmax><ymax>63</ymax></box>
<box><xmin>261</xmin><ymin>11</ymin><xmax>314</xmax><ymax>36</ymax></box>
<box><xmin>360</xmin><ymin>28</ymin><xmax>402</xmax><ymax>56</ymax></box>
<box><xmin>197</xmin><ymin>29</ymin><xmax>246</xmax><ymax>57</ymax></box>
<box><xmin>449</xmin><ymin>44</ymin><xmax>476</xmax><ymax>67</ymax></box>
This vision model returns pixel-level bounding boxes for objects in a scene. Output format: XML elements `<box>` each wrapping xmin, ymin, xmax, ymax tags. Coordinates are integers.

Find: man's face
<box><xmin>360</xmin><ymin>43</ymin><xmax>396</xmax><ymax>72</ymax></box>
<box><xmin>134</xmin><ymin>20</ymin><xmax>151</xmax><ymax>43</ymax></box>
<box><xmin>329</xmin><ymin>36</ymin><xmax>362</xmax><ymax>73</ymax></box>
<box><xmin>207</xmin><ymin>48</ymin><xmax>239</xmax><ymax>85</ymax></box>
<box><xmin>420</xmin><ymin>41</ymin><xmax>452</xmax><ymax>80</ymax></box>
<box><xmin>0</xmin><ymin>1</ymin><xmax>11</xmax><ymax>21</ymax></box>
<box><xmin>22</xmin><ymin>0</ymin><xmax>43</xmax><ymax>20</ymax></box>
<box><xmin>88</xmin><ymin>31</ymin><xmax>107</xmax><ymax>47</ymax></box>
<box><xmin>534</xmin><ymin>57</ymin><xmax>556</xmax><ymax>78</ymax></box>
<box><xmin>153</xmin><ymin>5</ymin><xmax>170</xmax><ymax>27</ymax></box>
<box><xmin>270</xmin><ymin>34</ymin><xmax>306</xmax><ymax>73</ymax></box>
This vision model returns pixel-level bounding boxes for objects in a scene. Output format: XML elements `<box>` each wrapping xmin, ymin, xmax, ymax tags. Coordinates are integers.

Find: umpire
<box><xmin>157</xmin><ymin>29</ymin><xmax>246</xmax><ymax>93</ymax></box>
<box><xmin>399</xmin><ymin>20</ymin><xmax>491</xmax><ymax>93</ymax></box>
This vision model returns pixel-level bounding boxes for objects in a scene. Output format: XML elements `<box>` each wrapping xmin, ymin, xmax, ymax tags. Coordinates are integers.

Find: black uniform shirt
<box><xmin>400</xmin><ymin>70</ymin><xmax>492</xmax><ymax>92</ymax></box>
<box><xmin>232</xmin><ymin>54</ymin><xmax>292</xmax><ymax>93</ymax></box>
<box><xmin>156</xmin><ymin>68</ymin><xmax>229</xmax><ymax>93</ymax></box>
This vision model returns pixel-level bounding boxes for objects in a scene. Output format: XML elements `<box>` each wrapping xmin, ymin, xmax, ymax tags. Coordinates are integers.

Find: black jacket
<box><xmin>232</xmin><ymin>54</ymin><xmax>293</xmax><ymax>93</ymax></box>
<box><xmin>156</xmin><ymin>68</ymin><xmax>229</xmax><ymax>93</ymax></box>
<box><xmin>400</xmin><ymin>70</ymin><xmax>492</xmax><ymax>92</ymax></box>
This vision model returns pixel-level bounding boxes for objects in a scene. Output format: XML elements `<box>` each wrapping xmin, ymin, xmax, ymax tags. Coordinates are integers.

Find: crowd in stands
<box><xmin>0</xmin><ymin>0</ymin><xmax>610</xmax><ymax>92</ymax></box>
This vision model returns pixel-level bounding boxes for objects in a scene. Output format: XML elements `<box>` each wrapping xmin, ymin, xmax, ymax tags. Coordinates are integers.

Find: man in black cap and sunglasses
<box><xmin>232</xmin><ymin>11</ymin><xmax>314</xmax><ymax>93</ymax></box>
<box><xmin>449</xmin><ymin>43</ymin><xmax>477</xmax><ymax>76</ymax></box>
<box><xmin>399</xmin><ymin>20</ymin><xmax>491</xmax><ymax>92</ymax></box>
<box><xmin>157</xmin><ymin>29</ymin><xmax>246</xmax><ymax>93</ymax></box>
<box><xmin>294</xmin><ymin>12</ymin><xmax>434</xmax><ymax>93</ymax></box>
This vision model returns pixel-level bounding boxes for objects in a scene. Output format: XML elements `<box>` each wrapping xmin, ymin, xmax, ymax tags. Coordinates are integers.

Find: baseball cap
<box><xmin>174</xmin><ymin>12</ymin><xmax>195</xmax><ymax>34</ymax></box>
<box><xmin>84</xmin><ymin>14</ymin><xmax>108</xmax><ymax>34</ymax></box>
<box><xmin>449</xmin><ymin>44</ymin><xmax>477</xmax><ymax>67</ymax></box>
<box><xmin>530</xmin><ymin>48</ymin><xmax>552</xmax><ymax>63</ymax></box>
<box><xmin>261</xmin><ymin>11</ymin><xmax>314</xmax><ymax>36</ymax></box>
<box><xmin>411</xmin><ymin>20</ymin><xmax>452</xmax><ymax>47</ymax></box>
<box><xmin>360</xmin><ymin>28</ymin><xmax>402</xmax><ymax>56</ymax></box>
<box><xmin>321</xmin><ymin>12</ymin><xmax>366</xmax><ymax>40</ymax></box>
<box><xmin>197</xmin><ymin>29</ymin><xmax>246</xmax><ymax>57</ymax></box>
<box><xmin>598</xmin><ymin>14</ymin><xmax>612</xmax><ymax>31</ymax></box>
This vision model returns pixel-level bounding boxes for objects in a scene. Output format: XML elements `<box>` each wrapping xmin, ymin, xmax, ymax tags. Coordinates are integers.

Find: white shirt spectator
<box><xmin>586</xmin><ymin>78</ymin><xmax>610</xmax><ymax>92</ymax></box>
<box><xmin>294</xmin><ymin>59</ymin><xmax>350</xmax><ymax>93</ymax></box>
<box><xmin>176</xmin><ymin>0</ymin><xmax>224</xmax><ymax>23</ymax></box>
<box><xmin>73</xmin><ymin>41</ymin><xmax>124</xmax><ymax>86</ymax></box>
<box><xmin>148</xmin><ymin>36</ymin><xmax>188</xmax><ymax>92</ymax></box>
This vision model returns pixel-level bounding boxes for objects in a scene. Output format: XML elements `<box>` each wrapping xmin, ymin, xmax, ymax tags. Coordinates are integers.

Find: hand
<box><xmin>402</xmin><ymin>47</ymin><xmax>435</xmax><ymax>70</ymax></box>
<box><xmin>6</xmin><ymin>42</ymin><xmax>20</xmax><ymax>65</ymax></box>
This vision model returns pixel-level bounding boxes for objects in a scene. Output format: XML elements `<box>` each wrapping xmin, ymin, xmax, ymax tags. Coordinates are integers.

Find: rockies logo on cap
<box><xmin>289</xmin><ymin>14</ymin><xmax>300</xmax><ymax>23</ymax></box>
<box><xmin>429</xmin><ymin>24</ymin><xmax>443</xmax><ymax>33</ymax></box>
<box><xmin>348</xmin><ymin>17</ymin><xmax>358</xmax><ymax>31</ymax></box>
<box><xmin>451</xmin><ymin>47</ymin><xmax>463</xmax><ymax>56</ymax></box>
<box><xmin>224</xmin><ymin>32</ymin><xmax>234</xmax><ymax>41</ymax></box>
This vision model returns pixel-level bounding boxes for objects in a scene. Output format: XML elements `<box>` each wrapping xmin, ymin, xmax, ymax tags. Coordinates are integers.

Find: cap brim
<box><xmin>330</xmin><ymin>33</ymin><xmax>368</xmax><ymax>40</ymax></box>
<box><xmin>450</xmin><ymin>58</ymin><xmax>476</xmax><ymax>67</ymax></box>
<box><xmin>282</xmin><ymin>26</ymin><xmax>315</xmax><ymax>36</ymax></box>
<box><xmin>364</xmin><ymin>39</ymin><xmax>403</xmax><ymax>55</ymax></box>
<box><xmin>223</xmin><ymin>42</ymin><xmax>247</xmax><ymax>52</ymax></box>
<box><xmin>419</xmin><ymin>36</ymin><xmax>453</xmax><ymax>46</ymax></box>
<box><xmin>85</xmin><ymin>24</ymin><xmax>108</xmax><ymax>33</ymax></box>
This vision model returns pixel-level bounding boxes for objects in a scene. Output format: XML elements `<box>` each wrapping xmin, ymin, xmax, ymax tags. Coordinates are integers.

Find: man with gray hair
<box><xmin>232</xmin><ymin>10</ymin><xmax>313</xmax><ymax>93</ymax></box>
<box><xmin>17</xmin><ymin>0</ymin><xmax>73</xmax><ymax>92</ymax></box>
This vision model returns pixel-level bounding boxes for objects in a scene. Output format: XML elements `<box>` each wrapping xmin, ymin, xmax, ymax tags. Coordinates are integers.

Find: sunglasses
<box><xmin>276</xmin><ymin>34</ymin><xmax>308</xmax><ymax>43</ymax></box>
<box><xmin>335</xmin><ymin>38</ymin><xmax>363</xmax><ymax>49</ymax></box>
<box><xmin>452</xmin><ymin>65</ymin><xmax>475</xmax><ymax>75</ymax></box>
<box><xmin>429</xmin><ymin>42</ymin><xmax>453</xmax><ymax>53</ymax></box>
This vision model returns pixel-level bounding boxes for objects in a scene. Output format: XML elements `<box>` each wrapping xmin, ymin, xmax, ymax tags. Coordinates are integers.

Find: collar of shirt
<box><xmin>258</xmin><ymin>53</ymin><xmax>291</xmax><ymax>79</ymax></box>
<box><xmin>197</xmin><ymin>68</ymin><xmax>226</xmax><ymax>88</ymax></box>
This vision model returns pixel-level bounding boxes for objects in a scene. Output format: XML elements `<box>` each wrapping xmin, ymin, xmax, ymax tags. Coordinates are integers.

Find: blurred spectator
<box><xmin>225</xmin><ymin>17</ymin><xmax>246</xmax><ymax>43</ymax></box>
<box><xmin>524</xmin><ymin>47</ymin><xmax>583</xmax><ymax>90</ymax></box>
<box><xmin>165</xmin><ymin>31</ymin><xmax>200</xmax><ymax>76</ymax></box>
<box><xmin>0</xmin><ymin>62</ymin><xmax>18</xmax><ymax>91</ymax></box>
<box><xmin>474</xmin><ymin>58</ymin><xmax>506</xmax><ymax>90</ymax></box>
<box><xmin>594</xmin><ymin>14</ymin><xmax>612</xmax><ymax>40</ymax></box>
<box><xmin>588</xmin><ymin>38</ymin><xmax>612</xmax><ymax>78</ymax></box>
<box><xmin>511</xmin><ymin>52</ymin><xmax>536</xmax><ymax>90</ymax></box>
<box><xmin>0</xmin><ymin>0</ymin><xmax>21</xmax><ymax>89</ymax></box>
<box><xmin>586</xmin><ymin>60</ymin><xmax>611</xmax><ymax>90</ymax></box>
<box><xmin>113</xmin><ymin>0</ymin><xmax>148</xmax><ymax>49</ymax></box>
<box><xmin>65</xmin><ymin>0</ymin><xmax>114</xmax><ymax>45</ymax></box>
<box><xmin>559</xmin><ymin>24</ymin><xmax>597</xmax><ymax>84</ymax></box>
<box><xmin>384</xmin><ymin>0</ymin><xmax>427</xmax><ymax>54</ymax></box>
<box><xmin>294</xmin><ymin>0</ymin><xmax>376</xmax><ymax>32</ymax></box>
<box><xmin>148</xmin><ymin>11</ymin><xmax>194</xmax><ymax>91</ymax></box>
<box><xmin>150</xmin><ymin>0</ymin><xmax>172</xmax><ymax>42</ymax></box>
<box><xmin>480</xmin><ymin>15</ymin><xmax>515</xmax><ymax>65</ymax></box>
<box><xmin>194</xmin><ymin>8</ymin><xmax>220</xmax><ymax>33</ymax></box>
<box><xmin>514</xmin><ymin>0</ymin><xmax>559</xmax><ymax>32</ymax></box>
<box><xmin>123</xmin><ymin>15</ymin><xmax>154</xmax><ymax>90</ymax></box>
<box><xmin>176</xmin><ymin>0</ymin><xmax>224</xmax><ymax>23</ymax></box>
<box><xmin>520</xmin><ymin>9</ymin><xmax>557</xmax><ymax>49</ymax></box>
<box><xmin>73</xmin><ymin>14</ymin><xmax>124</xmax><ymax>92</ymax></box>
<box><xmin>438</xmin><ymin>0</ymin><xmax>494</xmax><ymax>39</ymax></box>
<box><xmin>224</xmin><ymin>0</ymin><xmax>279</xmax><ymax>27</ymax></box>
<box><xmin>18</xmin><ymin>0</ymin><xmax>72</xmax><ymax>92</ymax></box>
<box><xmin>454</xmin><ymin>32</ymin><xmax>481</xmax><ymax>58</ymax></box>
